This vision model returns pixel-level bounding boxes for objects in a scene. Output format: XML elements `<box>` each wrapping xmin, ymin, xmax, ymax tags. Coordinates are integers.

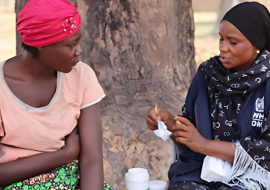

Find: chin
<box><xmin>222</xmin><ymin>63</ymin><xmax>232</xmax><ymax>70</ymax></box>
<box><xmin>60</xmin><ymin>67</ymin><xmax>73</xmax><ymax>73</ymax></box>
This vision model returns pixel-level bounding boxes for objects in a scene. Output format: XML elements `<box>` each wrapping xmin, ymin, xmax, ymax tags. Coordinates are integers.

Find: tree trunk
<box><xmin>15</xmin><ymin>0</ymin><xmax>29</xmax><ymax>54</ymax></box>
<box><xmin>16</xmin><ymin>0</ymin><xmax>196</xmax><ymax>189</ymax></box>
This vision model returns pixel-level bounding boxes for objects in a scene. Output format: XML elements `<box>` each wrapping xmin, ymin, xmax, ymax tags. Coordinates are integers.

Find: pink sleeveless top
<box><xmin>0</xmin><ymin>61</ymin><xmax>105</xmax><ymax>163</ymax></box>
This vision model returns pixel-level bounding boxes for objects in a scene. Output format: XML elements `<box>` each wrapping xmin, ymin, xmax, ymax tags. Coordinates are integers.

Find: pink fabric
<box><xmin>17</xmin><ymin>0</ymin><xmax>81</xmax><ymax>48</ymax></box>
<box><xmin>0</xmin><ymin>62</ymin><xmax>105</xmax><ymax>163</ymax></box>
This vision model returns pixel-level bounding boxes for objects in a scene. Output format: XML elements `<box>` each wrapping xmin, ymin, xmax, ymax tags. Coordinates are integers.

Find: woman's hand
<box><xmin>0</xmin><ymin>127</ymin><xmax>80</xmax><ymax>187</ymax></box>
<box><xmin>173</xmin><ymin>116</ymin><xmax>208</xmax><ymax>153</ymax></box>
<box><xmin>63</xmin><ymin>127</ymin><xmax>80</xmax><ymax>162</ymax></box>
<box><xmin>146</xmin><ymin>106</ymin><xmax>175</xmax><ymax>131</ymax></box>
<box><xmin>173</xmin><ymin>116</ymin><xmax>235</xmax><ymax>163</ymax></box>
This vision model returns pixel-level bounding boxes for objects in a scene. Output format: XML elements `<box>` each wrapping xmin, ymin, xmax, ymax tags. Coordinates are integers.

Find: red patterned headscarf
<box><xmin>17</xmin><ymin>0</ymin><xmax>81</xmax><ymax>48</ymax></box>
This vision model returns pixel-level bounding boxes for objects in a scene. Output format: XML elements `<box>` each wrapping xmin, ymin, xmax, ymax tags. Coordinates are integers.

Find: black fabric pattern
<box><xmin>201</xmin><ymin>50</ymin><xmax>270</xmax><ymax>169</ymax></box>
<box><xmin>202</xmin><ymin>49</ymin><xmax>270</xmax><ymax>141</ymax></box>
<box><xmin>222</xmin><ymin>2</ymin><xmax>270</xmax><ymax>51</ymax></box>
<box><xmin>239</xmin><ymin>108</ymin><xmax>270</xmax><ymax>171</ymax></box>
<box><xmin>168</xmin><ymin>181</ymin><xmax>237</xmax><ymax>190</ymax></box>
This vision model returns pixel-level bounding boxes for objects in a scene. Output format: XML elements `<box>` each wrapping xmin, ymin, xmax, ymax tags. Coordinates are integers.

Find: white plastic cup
<box><xmin>149</xmin><ymin>180</ymin><xmax>167</xmax><ymax>190</ymax></box>
<box><xmin>125</xmin><ymin>168</ymin><xmax>149</xmax><ymax>190</ymax></box>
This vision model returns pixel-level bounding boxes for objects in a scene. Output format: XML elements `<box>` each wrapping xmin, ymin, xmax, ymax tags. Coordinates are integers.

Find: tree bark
<box><xmin>15</xmin><ymin>0</ymin><xmax>29</xmax><ymax>54</ymax></box>
<box><xmin>15</xmin><ymin>0</ymin><xmax>196</xmax><ymax>189</ymax></box>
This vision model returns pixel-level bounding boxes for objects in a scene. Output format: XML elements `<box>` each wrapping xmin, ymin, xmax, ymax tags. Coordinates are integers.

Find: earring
<box><xmin>257</xmin><ymin>50</ymin><xmax>260</xmax><ymax>54</ymax></box>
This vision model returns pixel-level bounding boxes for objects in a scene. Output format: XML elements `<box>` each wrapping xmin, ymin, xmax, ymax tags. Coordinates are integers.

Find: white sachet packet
<box><xmin>154</xmin><ymin>120</ymin><xmax>173</xmax><ymax>141</ymax></box>
<box><xmin>200</xmin><ymin>155</ymin><xmax>232</xmax><ymax>182</ymax></box>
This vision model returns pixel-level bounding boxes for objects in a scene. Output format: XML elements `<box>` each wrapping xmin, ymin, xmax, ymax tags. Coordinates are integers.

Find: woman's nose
<box><xmin>219</xmin><ymin>41</ymin><xmax>229</xmax><ymax>52</ymax></box>
<box><xmin>75</xmin><ymin>44</ymin><xmax>83</xmax><ymax>56</ymax></box>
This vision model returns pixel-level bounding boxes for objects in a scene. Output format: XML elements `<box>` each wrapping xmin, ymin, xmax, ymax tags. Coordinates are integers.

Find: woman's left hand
<box><xmin>173</xmin><ymin>116</ymin><xmax>208</xmax><ymax>153</ymax></box>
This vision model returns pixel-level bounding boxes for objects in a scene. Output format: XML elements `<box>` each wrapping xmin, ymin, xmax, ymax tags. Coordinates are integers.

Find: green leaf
<box><xmin>45</xmin><ymin>182</ymin><xmax>52</xmax><ymax>187</ymax></box>
<box><xmin>22</xmin><ymin>186</ymin><xmax>29</xmax><ymax>190</ymax></box>
<box><xmin>59</xmin><ymin>174</ymin><xmax>66</xmax><ymax>180</ymax></box>
<box><xmin>65</xmin><ymin>179</ymin><xmax>71</xmax><ymax>185</ymax></box>
<box><xmin>58</xmin><ymin>168</ymin><xmax>65</xmax><ymax>174</ymax></box>
<box><xmin>54</xmin><ymin>177</ymin><xmax>61</xmax><ymax>182</ymax></box>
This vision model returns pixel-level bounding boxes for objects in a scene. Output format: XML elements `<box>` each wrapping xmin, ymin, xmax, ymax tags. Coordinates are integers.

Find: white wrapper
<box><xmin>154</xmin><ymin>120</ymin><xmax>173</xmax><ymax>141</ymax></box>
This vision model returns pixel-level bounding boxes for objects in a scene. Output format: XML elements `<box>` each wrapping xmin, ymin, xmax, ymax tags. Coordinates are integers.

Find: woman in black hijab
<box><xmin>147</xmin><ymin>2</ymin><xmax>270</xmax><ymax>190</ymax></box>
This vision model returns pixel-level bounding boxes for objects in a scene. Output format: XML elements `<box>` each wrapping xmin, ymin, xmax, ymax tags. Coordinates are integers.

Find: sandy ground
<box><xmin>0</xmin><ymin>2</ymin><xmax>219</xmax><ymax>68</ymax></box>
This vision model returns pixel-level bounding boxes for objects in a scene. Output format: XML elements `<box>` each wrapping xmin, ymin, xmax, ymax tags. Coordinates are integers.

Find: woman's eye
<box><xmin>70</xmin><ymin>42</ymin><xmax>78</xmax><ymax>48</ymax></box>
<box><xmin>219</xmin><ymin>38</ymin><xmax>223</xmax><ymax>41</ymax></box>
<box><xmin>230</xmin><ymin>41</ymin><xmax>237</xmax><ymax>45</ymax></box>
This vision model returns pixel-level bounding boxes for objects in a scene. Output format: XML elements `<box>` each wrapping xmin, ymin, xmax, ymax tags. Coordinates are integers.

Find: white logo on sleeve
<box><xmin>256</xmin><ymin>97</ymin><xmax>264</xmax><ymax>112</ymax></box>
<box><xmin>252</xmin><ymin>97</ymin><xmax>264</xmax><ymax>128</ymax></box>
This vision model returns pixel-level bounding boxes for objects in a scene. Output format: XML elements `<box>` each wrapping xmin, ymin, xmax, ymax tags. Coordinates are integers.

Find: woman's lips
<box><xmin>220</xmin><ymin>56</ymin><xmax>230</xmax><ymax>64</ymax></box>
<box><xmin>73</xmin><ymin>59</ymin><xmax>80</xmax><ymax>66</ymax></box>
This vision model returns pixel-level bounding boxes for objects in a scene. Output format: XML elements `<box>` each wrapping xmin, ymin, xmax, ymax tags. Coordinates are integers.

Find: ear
<box><xmin>37</xmin><ymin>47</ymin><xmax>45</xmax><ymax>52</ymax></box>
<box><xmin>255</xmin><ymin>47</ymin><xmax>260</xmax><ymax>54</ymax></box>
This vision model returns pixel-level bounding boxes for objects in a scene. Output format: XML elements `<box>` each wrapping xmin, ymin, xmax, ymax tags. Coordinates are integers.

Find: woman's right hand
<box><xmin>146</xmin><ymin>106</ymin><xmax>174</xmax><ymax>131</ymax></box>
<box><xmin>62</xmin><ymin>127</ymin><xmax>80</xmax><ymax>161</ymax></box>
<box><xmin>0</xmin><ymin>127</ymin><xmax>80</xmax><ymax>187</ymax></box>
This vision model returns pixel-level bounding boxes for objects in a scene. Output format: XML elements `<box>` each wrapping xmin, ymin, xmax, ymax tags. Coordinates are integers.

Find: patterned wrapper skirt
<box><xmin>0</xmin><ymin>159</ymin><xmax>114</xmax><ymax>190</ymax></box>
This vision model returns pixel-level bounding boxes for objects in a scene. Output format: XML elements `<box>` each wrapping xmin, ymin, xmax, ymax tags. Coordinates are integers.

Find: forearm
<box><xmin>0</xmin><ymin>149</ymin><xmax>72</xmax><ymax>187</ymax></box>
<box><xmin>78</xmin><ymin>103</ymin><xmax>104</xmax><ymax>190</ymax></box>
<box><xmin>199</xmin><ymin>140</ymin><xmax>235</xmax><ymax>163</ymax></box>
<box><xmin>80</xmin><ymin>153</ymin><xmax>104</xmax><ymax>190</ymax></box>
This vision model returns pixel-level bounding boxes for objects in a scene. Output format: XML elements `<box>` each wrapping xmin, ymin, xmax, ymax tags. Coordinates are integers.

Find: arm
<box><xmin>146</xmin><ymin>107</ymin><xmax>234</xmax><ymax>163</ymax></box>
<box><xmin>200</xmin><ymin>139</ymin><xmax>235</xmax><ymax>163</ymax></box>
<box><xmin>174</xmin><ymin>116</ymin><xmax>235</xmax><ymax>163</ymax></box>
<box><xmin>0</xmin><ymin>128</ymin><xmax>79</xmax><ymax>187</ymax></box>
<box><xmin>78</xmin><ymin>102</ymin><xmax>104</xmax><ymax>190</ymax></box>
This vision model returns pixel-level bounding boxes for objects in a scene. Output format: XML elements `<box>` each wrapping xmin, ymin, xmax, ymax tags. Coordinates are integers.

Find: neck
<box><xmin>17</xmin><ymin>50</ymin><xmax>56</xmax><ymax>79</ymax></box>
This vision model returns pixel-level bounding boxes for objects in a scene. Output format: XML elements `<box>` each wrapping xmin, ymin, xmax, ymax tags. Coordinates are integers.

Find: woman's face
<box><xmin>37</xmin><ymin>28</ymin><xmax>83</xmax><ymax>73</ymax></box>
<box><xmin>219</xmin><ymin>20</ymin><xmax>259</xmax><ymax>71</ymax></box>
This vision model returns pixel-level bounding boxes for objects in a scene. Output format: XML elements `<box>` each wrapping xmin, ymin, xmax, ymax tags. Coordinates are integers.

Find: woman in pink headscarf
<box><xmin>0</xmin><ymin>0</ymin><xmax>113</xmax><ymax>189</ymax></box>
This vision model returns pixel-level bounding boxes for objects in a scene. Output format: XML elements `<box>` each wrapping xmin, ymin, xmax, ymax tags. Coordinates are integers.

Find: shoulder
<box><xmin>63</xmin><ymin>61</ymin><xmax>97</xmax><ymax>81</ymax></box>
<box><xmin>70</xmin><ymin>61</ymin><xmax>95</xmax><ymax>75</ymax></box>
<box><xmin>199</xmin><ymin>56</ymin><xmax>219</xmax><ymax>69</ymax></box>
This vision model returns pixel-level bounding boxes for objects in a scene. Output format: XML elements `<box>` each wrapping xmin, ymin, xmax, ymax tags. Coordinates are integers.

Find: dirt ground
<box><xmin>0</xmin><ymin>1</ymin><xmax>218</xmax><ymax>68</ymax></box>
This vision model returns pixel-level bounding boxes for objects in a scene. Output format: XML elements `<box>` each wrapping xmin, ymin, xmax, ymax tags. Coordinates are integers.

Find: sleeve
<box><xmin>182</xmin><ymin>64</ymin><xmax>206</xmax><ymax>127</ymax></box>
<box><xmin>80</xmin><ymin>64</ymin><xmax>105</xmax><ymax>109</ymax></box>
<box><xmin>181</xmin><ymin>75</ymin><xmax>199</xmax><ymax>125</ymax></box>
<box><xmin>181</xmin><ymin>105</ymin><xmax>195</xmax><ymax>127</ymax></box>
<box><xmin>221</xmin><ymin>111</ymin><xmax>270</xmax><ymax>189</ymax></box>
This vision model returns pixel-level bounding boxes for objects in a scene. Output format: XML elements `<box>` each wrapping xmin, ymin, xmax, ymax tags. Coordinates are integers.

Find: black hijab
<box><xmin>222</xmin><ymin>2</ymin><xmax>270</xmax><ymax>51</ymax></box>
<box><xmin>201</xmin><ymin>2</ymin><xmax>270</xmax><ymax>142</ymax></box>
<box><xmin>199</xmin><ymin>3</ymin><xmax>270</xmax><ymax>186</ymax></box>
